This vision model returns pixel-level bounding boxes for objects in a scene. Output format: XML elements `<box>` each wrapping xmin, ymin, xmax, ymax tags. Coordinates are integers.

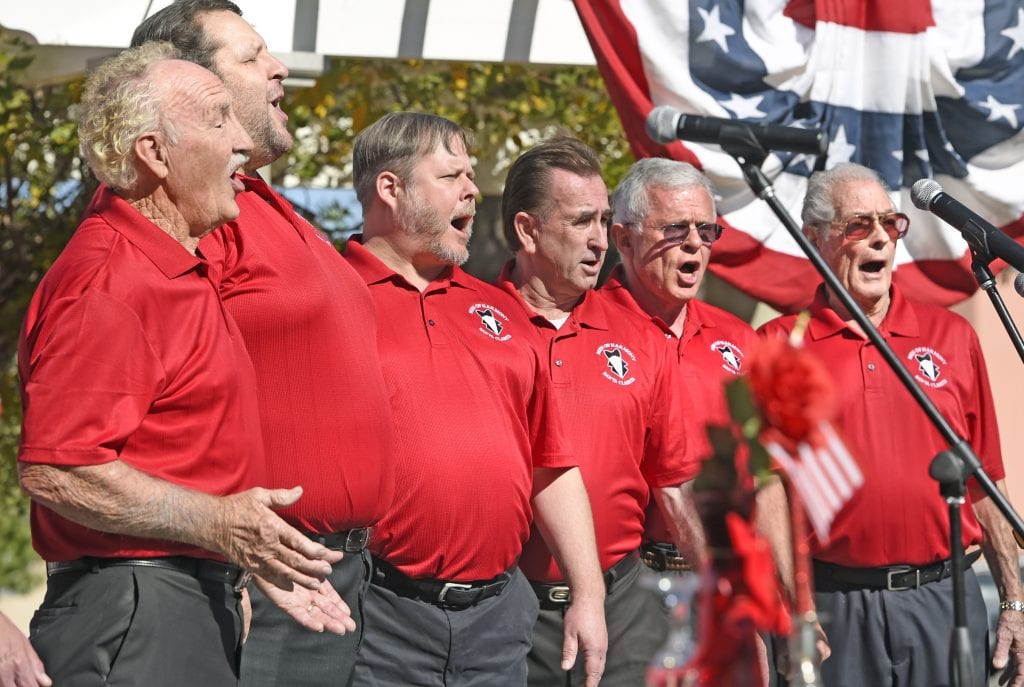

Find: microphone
<box><xmin>645</xmin><ymin>105</ymin><xmax>829</xmax><ymax>156</ymax></box>
<box><xmin>910</xmin><ymin>179</ymin><xmax>1024</xmax><ymax>273</ymax></box>
<box><xmin>1015</xmin><ymin>272</ymin><xmax>1024</xmax><ymax>298</ymax></box>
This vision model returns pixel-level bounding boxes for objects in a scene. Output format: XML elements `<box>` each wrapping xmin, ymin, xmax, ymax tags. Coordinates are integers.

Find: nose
<box><xmin>681</xmin><ymin>222</ymin><xmax>704</xmax><ymax>250</ymax></box>
<box><xmin>590</xmin><ymin>219</ymin><xmax>609</xmax><ymax>252</ymax></box>
<box><xmin>267</xmin><ymin>52</ymin><xmax>288</xmax><ymax>81</ymax></box>
<box><xmin>463</xmin><ymin>176</ymin><xmax>480</xmax><ymax>201</ymax></box>
<box><xmin>867</xmin><ymin>218</ymin><xmax>891</xmax><ymax>247</ymax></box>
<box><xmin>230</xmin><ymin>111</ymin><xmax>254</xmax><ymax>154</ymax></box>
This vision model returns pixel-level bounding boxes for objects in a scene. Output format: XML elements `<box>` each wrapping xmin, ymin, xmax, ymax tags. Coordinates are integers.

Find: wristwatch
<box><xmin>999</xmin><ymin>600</ymin><xmax>1024</xmax><ymax>612</ymax></box>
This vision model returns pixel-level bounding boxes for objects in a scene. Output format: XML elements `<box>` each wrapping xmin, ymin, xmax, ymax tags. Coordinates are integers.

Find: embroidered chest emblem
<box><xmin>595</xmin><ymin>343</ymin><xmax>637</xmax><ymax>386</ymax></box>
<box><xmin>908</xmin><ymin>347</ymin><xmax>948</xmax><ymax>388</ymax></box>
<box><xmin>468</xmin><ymin>304</ymin><xmax>512</xmax><ymax>342</ymax></box>
<box><xmin>711</xmin><ymin>340</ymin><xmax>744</xmax><ymax>374</ymax></box>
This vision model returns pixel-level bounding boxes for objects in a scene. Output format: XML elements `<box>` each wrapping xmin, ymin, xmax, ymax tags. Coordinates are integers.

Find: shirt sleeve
<box><xmin>965</xmin><ymin>325</ymin><xmax>1005</xmax><ymax>499</ymax></box>
<box><xmin>19</xmin><ymin>289</ymin><xmax>164</xmax><ymax>466</ymax></box>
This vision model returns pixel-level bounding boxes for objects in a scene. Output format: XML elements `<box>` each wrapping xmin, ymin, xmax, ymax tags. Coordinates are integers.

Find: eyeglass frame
<box><xmin>622</xmin><ymin>220</ymin><xmax>723</xmax><ymax>245</ymax></box>
<box><xmin>826</xmin><ymin>211</ymin><xmax>910</xmax><ymax>242</ymax></box>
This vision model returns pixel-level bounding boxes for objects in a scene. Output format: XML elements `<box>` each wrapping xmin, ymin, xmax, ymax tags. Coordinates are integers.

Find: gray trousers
<box><xmin>354</xmin><ymin>567</ymin><xmax>538</xmax><ymax>686</ymax></box>
<box><xmin>527</xmin><ymin>559</ymin><xmax>668</xmax><ymax>687</ymax></box>
<box><xmin>241</xmin><ymin>548</ymin><xmax>372</xmax><ymax>687</ymax></box>
<box><xmin>814</xmin><ymin>568</ymin><xmax>989</xmax><ymax>687</ymax></box>
<box><xmin>30</xmin><ymin>564</ymin><xmax>243</xmax><ymax>686</ymax></box>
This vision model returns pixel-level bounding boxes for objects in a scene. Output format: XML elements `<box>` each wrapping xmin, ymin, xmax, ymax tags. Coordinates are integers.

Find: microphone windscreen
<box><xmin>911</xmin><ymin>178</ymin><xmax>943</xmax><ymax>211</ymax></box>
<box><xmin>1015</xmin><ymin>272</ymin><xmax>1024</xmax><ymax>299</ymax></box>
<box><xmin>645</xmin><ymin>106</ymin><xmax>682</xmax><ymax>145</ymax></box>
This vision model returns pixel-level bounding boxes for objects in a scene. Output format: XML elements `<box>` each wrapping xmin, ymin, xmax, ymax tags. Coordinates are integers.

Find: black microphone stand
<box><xmin>713</xmin><ymin>122</ymin><xmax>1024</xmax><ymax>686</ymax></box>
<box><xmin>969</xmin><ymin>249</ymin><xmax>1024</xmax><ymax>364</ymax></box>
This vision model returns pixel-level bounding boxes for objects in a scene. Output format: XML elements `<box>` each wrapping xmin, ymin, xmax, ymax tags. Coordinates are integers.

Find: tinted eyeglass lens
<box><xmin>662</xmin><ymin>223</ymin><xmax>722</xmax><ymax>244</ymax></box>
<box><xmin>843</xmin><ymin>213</ymin><xmax>909</xmax><ymax>241</ymax></box>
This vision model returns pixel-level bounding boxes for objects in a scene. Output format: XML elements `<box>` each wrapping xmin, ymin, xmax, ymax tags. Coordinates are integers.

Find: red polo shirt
<box><xmin>496</xmin><ymin>265</ymin><xmax>694</xmax><ymax>582</ymax></box>
<box><xmin>199</xmin><ymin>177</ymin><xmax>394</xmax><ymax>534</ymax></box>
<box><xmin>758</xmin><ymin>286</ymin><xmax>1004</xmax><ymax>567</ymax></box>
<box><xmin>18</xmin><ymin>187</ymin><xmax>263</xmax><ymax>562</ymax></box>
<box><xmin>344</xmin><ymin>240</ymin><xmax>573</xmax><ymax>581</ymax></box>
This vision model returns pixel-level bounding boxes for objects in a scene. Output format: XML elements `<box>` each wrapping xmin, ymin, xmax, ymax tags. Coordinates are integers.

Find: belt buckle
<box><xmin>885</xmin><ymin>566</ymin><xmax>920</xmax><ymax>591</ymax></box>
<box><xmin>437</xmin><ymin>582</ymin><xmax>473</xmax><ymax>605</ymax></box>
<box><xmin>344</xmin><ymin>528</ymin><xmax>369</xmax><ymax>552</ymax></box>
<box><xmin>547</xmin><ymin>585</ymin><xmax>571</xmax><ymax>604</ymax></box>
<box><xmin>233</xmin><ymin>569</ymin><xmax>253</xmax><ymax>594</ymax></box>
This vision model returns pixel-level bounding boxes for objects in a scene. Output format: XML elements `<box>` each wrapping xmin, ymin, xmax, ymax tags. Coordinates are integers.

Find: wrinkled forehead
<box><xmin>832</xmin><ymin>179</ymin><xmax>895</xmax><ymax>217</ymax></box>
<box><xmin>151</xmin><ymin>60</ymin><xmax>228</xmax><ymax>117</ymax></box>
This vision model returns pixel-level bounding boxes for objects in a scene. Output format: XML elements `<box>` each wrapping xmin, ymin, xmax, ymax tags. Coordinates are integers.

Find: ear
<box><xmin>513</xmin><ymin>211</ymin><xmax>540</xmax><ymax>253</ymax></box>
<box><xmin>611</xmin><ymin>222</ymin><xmax>633</xmax><ymax>258</ymax></box>
<box><xmin>376</xmin><ymin>171</ymin><xmax>401</xmax><ymax>211</ymax></box>
<box><xmin>802</xmin><ymin>223</ymin><xmax>822</xmax><ymax>251</ymax></box>
<box><xmin>134</xmin><ymin>131</ymin><xmax>168</xmax><ymax>180</ymax></box>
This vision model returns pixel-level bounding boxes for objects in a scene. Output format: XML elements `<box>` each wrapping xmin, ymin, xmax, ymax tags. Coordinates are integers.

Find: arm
<box><xmin>18</xmin><ymin>460</ymin><xmax>339</xmax><ymax>589</ymax></box>
<box><xmin>652</xmin><ymin>481</ymin><xmax>707</xmax><ymax>572</ymax></box>
<box><xmin>0</xmin><ymin>611</ymin><xmax>51</xmax><ymax>687</ymax></box>
<box><xmin>532</xmin><ymin>466</ymin><xmax>607</xmax><ymax>687</ymax></box>
<box><xmin>973</xmin><ymin>480</ymin><xmax>1024</xmax><ymax>687</ymax></box>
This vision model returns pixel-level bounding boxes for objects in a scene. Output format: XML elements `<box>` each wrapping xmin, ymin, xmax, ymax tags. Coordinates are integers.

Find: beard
<box><xmin>397</xmin><ymin>189</ymin><xmax>473</xmax><ymax>266</ymax></box>
<box><xmin>232</xmin><ymin>92</ymin><xmax>292</xmax><ymax>170</ymax></box>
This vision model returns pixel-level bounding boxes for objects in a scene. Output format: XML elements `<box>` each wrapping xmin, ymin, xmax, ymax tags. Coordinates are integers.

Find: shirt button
<box><xmin>867</xmin><ymin>363</ymin><xmax>876</xmax><ymax>371</ymax></box>
<box><xmin>554</xmin><ymin>360</ymin><xmax>563</xmax><ymax>367</ymax></box>
<box><xmin>428</xmin><ymin>319</ymin><xmax>436</xmax><ymax>326</ymax></box>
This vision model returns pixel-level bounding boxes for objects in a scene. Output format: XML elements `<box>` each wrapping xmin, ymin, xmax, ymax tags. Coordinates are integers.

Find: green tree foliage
<box><xmin>282</xmin><ymin>58</ymin><xmax>634</xmax><ymax>188</ymax></box>
<box><xmin>0</xmin><ymin>32</ymin><xmax>93</xmax><ymax>590</ymax></box>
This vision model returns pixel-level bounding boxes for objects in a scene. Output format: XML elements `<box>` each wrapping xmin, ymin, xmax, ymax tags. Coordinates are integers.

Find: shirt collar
<box><xmin>344</xmin><ymin>236</ymin><xmax>473</xmax><ymax>292</ymax></box>
<box><xmin>807</xmin><ymin>284</ymin><xmax>920</xmax><ymax>340</ymax></box>
<box><xmin>90</xmin><ymin>185</ymin><xmax>203</xmax><ymax>279</ymax></box>
<box><xmin>495</xmin><ymin>260</ymin><xmax>610</xmax><ymax>332</ymax></box>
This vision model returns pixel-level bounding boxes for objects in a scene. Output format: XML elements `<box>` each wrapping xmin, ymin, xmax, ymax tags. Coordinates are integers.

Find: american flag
<box><xmin>573</xmin><ymin>0</ymin><xmax>1024</xmax><ymax>312</ymax></box>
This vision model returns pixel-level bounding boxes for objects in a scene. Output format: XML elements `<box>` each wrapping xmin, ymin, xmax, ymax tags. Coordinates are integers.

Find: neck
<box><xmin>826</xmin><ymin>290</ymin><xmax>890</xmax><ymax>335</ymax></box>
<box><xmin>361</xmin><ymin>233</ymin><xmax>447</xmax><ymax>292</ymax></box>
<box><xmin>621</xmin><ymin>269</ymin><xmax>687</xmax><ymax>336</ymax></box>
<box><xmin>129</xmin><ymin>193</ymin><xmax>201</xmax><ymax>255</ymax></box>
<box><xmin>511</xmin><ymin>261</ymin><xmax>583</xmax><ymax>320</ymax></box>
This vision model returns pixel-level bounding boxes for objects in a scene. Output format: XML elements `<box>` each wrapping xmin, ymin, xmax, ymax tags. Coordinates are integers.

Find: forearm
<box><xmin>531</xmin><ymin>467</ymin><xmax>604</xmax><ymax>601</ymax></box>
<box><xmin>19</xmin><ymin>460</ymin><xmax>227</xmax><ymax>556</ymax></box>
<box><xmin>974</xmin><ymin>481</ymin><xmax>1023</xmax><ymax>602</ymax></box>
<box><xmin>653</xmin><ymin>482</ymin><xmax>707</xmax><ymax>571</ymax></box>
<box><xmin>755</xmin><ymin>475</ymin><xmax>794</xmax><ymax>595</ymax></box>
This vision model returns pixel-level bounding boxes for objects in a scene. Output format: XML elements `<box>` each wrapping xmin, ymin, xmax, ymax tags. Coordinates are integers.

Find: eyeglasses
<box><xmin>626</xmin><ymin>221</ymin><xmax>723</xmax><ymax>245</ymax></box>
<box><xmin>831</xmin><ymin>212</ymin><xmax>910</xmax><ymax>242</ymax></box>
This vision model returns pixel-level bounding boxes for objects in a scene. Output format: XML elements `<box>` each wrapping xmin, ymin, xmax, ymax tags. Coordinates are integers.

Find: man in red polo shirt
<box><xmin>18</xmin><ymin>43</ymin><xmax>342</xmax><ymax>685</ymax></box>
<box><xmin>131</xmin><ymin>4</ymin><xmax>397</xmax><ymax>684</ymax></box>
<box><xmin>605</xmin><ymin>157</ymin><xmax>801</xmax><ymax>677</ymax></box>
<box><xmin>759</xmin><ymin>163</ymin><xmax>1024</xmax><ymax>687</ymax></box>
<box><xmin>496</xmin><ymin>136</ymin><xmax>704</xmax><ymax>686</ymax></box>
<box><xmin>346</xmin><ymin>112</ymin><xmax>607</xmax><ymax>687</ymax></box>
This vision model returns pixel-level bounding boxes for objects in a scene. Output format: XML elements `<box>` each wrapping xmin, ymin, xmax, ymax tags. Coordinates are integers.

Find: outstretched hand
<box><xmin>993</xmin><ymin>609</ymin><xmax>1024</xmax><ymax>687</ymax></box>
<box><xmin>215</xmin><ymin>486</ymin><xmax>343</xmax><ymax>589</ymax></box>
<box><xmin>253</xmin><ymin>575</ymin><xmax>356</xmax><ymax>635</ymax></box>
<box><xmin>0</xmin><ymin>611</ymin><xmax>51</xmax><ymax>687</ymax></box>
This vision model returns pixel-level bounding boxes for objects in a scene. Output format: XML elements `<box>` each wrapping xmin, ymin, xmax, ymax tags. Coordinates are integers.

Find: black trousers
<box><xmin>527</xmin><ymin>559</ymin><xmax>668</xmax><ymax>687</ymax></box>
<box><xmin>354</xmin><ymin>566</ymin><xmax>538</xmax><ymax>686</ymax></box>
<box><xmin>240</xmin><ymin>548</ymin><xmax>372</xmax><ymax>687</ymax></box>
<box><xmin>30</xmin><ymin>563</ymin><xmax>243</xmax><ymax>686</ymax></box>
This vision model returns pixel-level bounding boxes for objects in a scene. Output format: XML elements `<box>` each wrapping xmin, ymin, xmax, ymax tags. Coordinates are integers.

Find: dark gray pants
<box><xmin>527</xmin><ymin>559</ymin><xmax>668</xmax><ymax>687</ymax></box>
<box><xmin>240</xmin><ymin>548</ymin><xmax>372</xmax><ymax>687</ymax></box>
<box><xmin>814</xmin><ymin>568</ymin><xmax>989</xmax><ymax>687</ymax></box>
<box><xmin>30</xmin><ymin>564</ymin><xmax>243</xmax><ymax>686</ymax></box>
<box><xmin>354</xmin><ymin>567</ymin><xmax>538</xmax><ymax>686</ymax></box>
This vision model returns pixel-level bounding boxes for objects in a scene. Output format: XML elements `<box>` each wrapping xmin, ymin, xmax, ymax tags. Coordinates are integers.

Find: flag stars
<box><xmin>1001</xmin><ymin>8</ymin><xmax>1024</xmax><ymax>61</ymax></box>
<box><xmin>719</xmin><ymin>93</ymin><xmax>767</xmax><ymax>120</ymax></box>
<box><xmin>696</xmin><ymin>5</ymin><xmax>736</xmax><ymax>52</ymax></box>
<box><xmin>826</xmin><ymin>125</ymin><xmax>857</xmax><ymax>168</ymax></box>
<box><xmin>979</xmin><ymin>94</ymin><xmax>1021</xmax><ymax>129</ymax></box>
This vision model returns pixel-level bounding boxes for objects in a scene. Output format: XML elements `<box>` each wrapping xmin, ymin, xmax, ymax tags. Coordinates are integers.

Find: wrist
<box><xmin>999</xmin><ymin>600</ymin><xmax>1024</xmax><ymax>612</ymax></box>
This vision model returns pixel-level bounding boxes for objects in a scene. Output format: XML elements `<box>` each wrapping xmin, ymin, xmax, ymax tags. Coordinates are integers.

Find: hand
<box><xmin>561</xmin><ymin>597</ymin><xmax>606</xmax><ymax>687</ymax></box>
<box><xmin>215</xmin><ymin>486</ymin><xmax>343</xmax><ymax>590</ymax></box>
<box><xmin>774</xmin><ymin>620</ymin><xmax>829</xmax><ymax>679</ymax></box>
<box><xmin>993</xmin><ymin>608</ymin><xmax>1024</xmax><ymax>687</ymax></box>
<box><xmin>0</xmin><ymin>611</ymin><xmax>51</xmax><ymax>687</ymax></box>
<box><xmin>252</xmin><ymin>575</ymin><xmax>356</xmax><ymax>635</ymax></box>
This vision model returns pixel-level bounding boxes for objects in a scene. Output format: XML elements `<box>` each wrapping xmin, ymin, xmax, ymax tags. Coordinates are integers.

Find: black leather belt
<box><xmin>640</xmin><ymin>542</ymin><xmax>691</xmax><ymax>572</ymax></box>
<box><xmin>371</xmin><ymin>557</ymin><xmax>511</xmax><ymax>610</ymax></box>
<box><xmin>530</xmin><ymin>552</ymin><xmax>639</xmax><ymax>609</ymax></box>
<box><xmin>306</xmin><ymin>527</ymin><xmax>371</xmax><ymax>553</ymax></box>
<box><xmin>45</xmin><ymin>556</ymin><xmax>252</xmax><ymax>593</ymax></box>
<box><xmin>813</xmin><ymin>549</ymin><xmax>982</xmax><ymax>592</ymax></box>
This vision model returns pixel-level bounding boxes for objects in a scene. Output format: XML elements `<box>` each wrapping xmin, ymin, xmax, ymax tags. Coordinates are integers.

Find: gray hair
<box><xmin>352</xmin><ymin>112</ymin><xmax>474</xmax><ymax>210</ymax></box>
<box><xmin>803</xmin><ymin>163</ymin><xmax>890</xmax><ymax>237</ymax></box>
<box><xmin>611</xmin><ymin>157</ymin><xmax>716</xmax><ymax>227</ymax></box>
<box><xmin>78</xmin><ymin>42</ymin><xmax>181</xmax><ymax>194</ymax></box>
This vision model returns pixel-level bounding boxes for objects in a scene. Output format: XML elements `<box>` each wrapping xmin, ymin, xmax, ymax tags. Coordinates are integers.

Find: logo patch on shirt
<box><xmin>468</xmin><ymin>304</ymin><xmax>512</xmax><ymax>342</ymax></box>
<box><xmin>711</xmin><ymin>340</ymin><xmax>744</xmax><ymax>375</ymax></box>
<box><xmin>908</xmin><ymin>347</ymin><xmax>948</xmax><ymax>388</ymax></box>
<box><xmin>596</xmin><ymin>343</ymin><xmax>637</xmax><ymax>386</ymax></box>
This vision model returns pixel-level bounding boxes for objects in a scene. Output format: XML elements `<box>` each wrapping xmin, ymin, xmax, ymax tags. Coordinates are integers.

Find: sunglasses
<box><xmin>627</xmin><ymin>221</ymin><xmax>723</xmax><ymax>245</ymax></box>
<box><xmin>831</xmin><ymin>212</ymin><xmax>910</xmax><ymax>242</ymax></box>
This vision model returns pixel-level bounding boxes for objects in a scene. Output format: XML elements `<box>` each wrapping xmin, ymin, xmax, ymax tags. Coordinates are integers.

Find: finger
<box><xmin>258</xmin><ymin>558</ymin><xmax>324</xmax><ymax>591</ymax></box>
<box><xmin>583</xmin><ymin>650</ymin><xmax>606</xmax><ymax>687</ymax></box>
<box><xmin>993</xmin><ymin>632</ymin><xmax>1012</xmax><ymax>670</ymax></box>
<box><xmin>561</xmin><ymin>633</ymin><xmax>579</xmax><ymax>672</ymax></box>
<box><xmin>276</xmin><ymin>526</ymin><xmax>341</xmax><ymax>566</ymax></box>
<box><xmin>264</xmin><ymin>486</ymin><xmax>303</xmax><ymax>509</ymax></box>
